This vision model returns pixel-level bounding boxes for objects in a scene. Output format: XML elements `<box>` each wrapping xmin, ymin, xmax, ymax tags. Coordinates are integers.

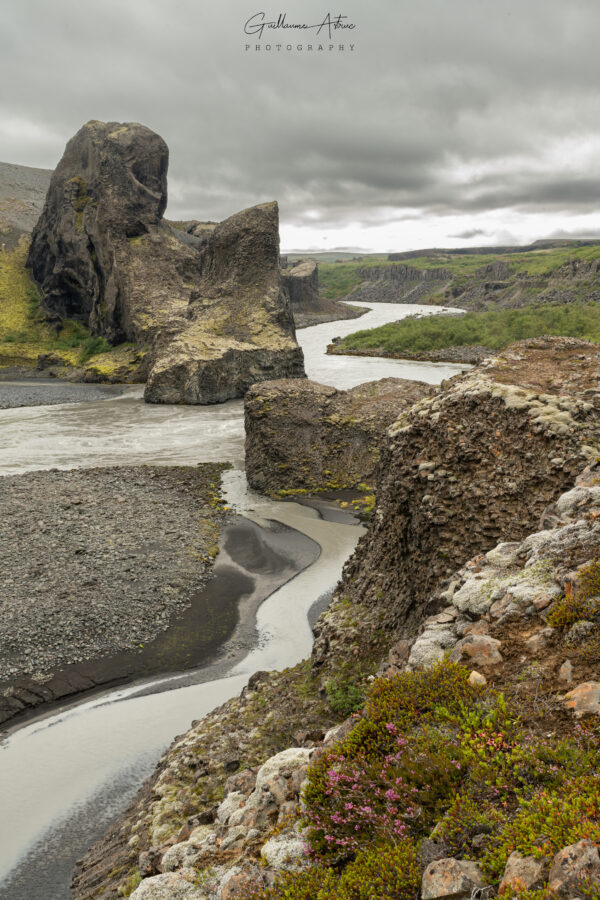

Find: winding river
<box><xmin>0</xmin><ymin>303</ymin><xmax>467</xmax><ymax>899</ymax></box>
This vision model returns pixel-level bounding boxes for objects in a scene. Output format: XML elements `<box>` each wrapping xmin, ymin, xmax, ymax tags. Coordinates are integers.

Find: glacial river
<box><xmin>0</xmin><ymin>303</ymin><xmax>467</xmax><ymax>899</ymax></box>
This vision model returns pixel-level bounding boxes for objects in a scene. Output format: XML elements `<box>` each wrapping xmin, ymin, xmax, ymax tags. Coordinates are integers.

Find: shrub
<box><xmin>547</xmin><ymin>561</ymin><xmax>600</xmax><ymax>628</ymax></box>
<box><xmin>325</xmin><ymin>677</ymin><xmax>365</xmax><ymax>718</ymax></box>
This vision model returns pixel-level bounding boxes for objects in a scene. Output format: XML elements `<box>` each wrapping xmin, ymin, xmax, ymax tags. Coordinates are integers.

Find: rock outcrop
<box><xmin>28</xmin><ymin>121</ymin><xmax>305</xmax><ymax>401</ymax></box>
<box><xmin>282</xmin><ymin>259</ymin><xmax>364</xmax><ymax>328</ymax></box>
<box><xmin>346</xmin><ymin>262</ymin><xmax>451</xmax><ymax>305</ymax></box>
<box><xmin>244</xmin><ymin>376</ymin><xmax>432</xmax><ymax>494</ymax></box>
<box><xmin>144</xmin><ymin>202</ymin><xmax>305</xmax><ymax>404</ymax></box>
<box><xmin>322</xmin><ymin>337</ymin><xmax>600</xmax><ymax>647</ymax></box>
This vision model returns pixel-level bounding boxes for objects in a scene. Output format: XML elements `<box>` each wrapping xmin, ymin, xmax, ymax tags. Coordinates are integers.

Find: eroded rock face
<box><xmin>322</xmin><ymin>338</ymin><xmax>600</xmax><ymax>644</ymax></box>
<box><xmin>245</xmin><ymin>376</ymin><xmax>432</xmax><ymax>493</ymax></box>
<box><xmin>144</xmin><ymin>202</ymin><xmax>305</xmax><ymax>404</ymax></box>
<box><xmin>282</xmin><ymin>259</ymin><xmax>364</xmax><ymax>327</ymax></box>
<box><xmin>28</xmin><ymin>120</ymin><xmax>190</xmax><ymax>342</ymax></box>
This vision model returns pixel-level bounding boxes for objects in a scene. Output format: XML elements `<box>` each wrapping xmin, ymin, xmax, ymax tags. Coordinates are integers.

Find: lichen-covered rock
<box><xmin>326</xmin><ymin>338</ymin><xmax>600</xmax><ymax>646</ymax></box>
<box><xmin>499</xmin><ymin>851</ymin><xmax>549</xmax><ymax>894</ymax></box>
<box><xmin>129</xmin><ymin>870</ymin><xmax>204</xmax><ymax>899</ymax></box>
<box><xmin>548</xmin><ymin>840</ymin><xmax>600</xmax><ymax>897</ymax></box>
<box><xmin>421</xmin><ymin>857</ymin><xmax>486</xmax><ymax>899</ymax></box>
<box><xmin>563</xmin><ymin>682</ymin><xmax>600</xmax><ymax>718</ymax></box>
<box><xmin>144</xmin><ymin>202</ymin><xmax>305</xmax><ymax>404</ymax></box>
<box><xmin>245</xmin><ymin>376</ymin><xmax>432</xmax><ymax>493</ymax></box>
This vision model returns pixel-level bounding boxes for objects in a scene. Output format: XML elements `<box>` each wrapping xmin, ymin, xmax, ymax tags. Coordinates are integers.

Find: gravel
<box><xmin>0</xmin><ymin>464</ymin><xmax>229</xmax><ymax>682</ymax></box>
<box><xmin>0</xmin><ymin>379</ymin><xmax>125</xmax><ymax>409</ymax></box>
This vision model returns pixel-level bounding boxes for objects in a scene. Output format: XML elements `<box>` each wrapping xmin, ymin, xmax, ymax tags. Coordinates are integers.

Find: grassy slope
<box><xmin>334</xmin><ymin>303</ymin><xmax>600</xmax><ymax>355</ymax></box>
<box><xmin>318</xmin><ymin>243</ymin><xmax>600</xmax><ymax>300</ymax></box>
<box><xmin>0</xmin><ymin>237</ymin><xmax>140</xmax><ymax>376</ymax></box>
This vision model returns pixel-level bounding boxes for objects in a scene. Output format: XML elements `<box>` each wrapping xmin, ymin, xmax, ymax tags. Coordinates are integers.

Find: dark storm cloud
<box><xmin>2</xmin><ymin>0</ymin><xmax>600</xmax><ymax>232</ymax></box>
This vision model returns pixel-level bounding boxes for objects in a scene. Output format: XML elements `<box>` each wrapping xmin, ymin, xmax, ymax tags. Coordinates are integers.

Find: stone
<box><xmin>421</xmin><ymin>857</ymin><xmax>486</xmax><ymax>899</ymax></box>
<box><xmin>566</xmin><ymin>620</ymin><xmax>595</xmax><ymax>646</ymax></box>
<box><xmin>254</xmin><ymin>748</ymin><xmax>313</xmax><ymax>790</ymax></box>
<box><xmin>548</xmin><ymin>840</ymin><xmax>600</xmax><ymax>897</ymax></box>
<box><xmin>129</xmin><ymin>870</ymin><xmax>204</xmax><ymax>899</ymax></box>
<box><xmin>558</xmin><ymin>659</ymin><xmax>573</xmax><ymax>684</ymax></box>
<box><xmin>216</xmin><ymin>791</ymin><xmax>245</xmax><ymax>825</ymax></box>
<box><xmin>451</xmin><ymin>634</ymin><xmax>503</xmax><ymax>668</ymax></box>
<box><xmin>145</xmin><ymin>201</ymin><xmax>305</xmax><ymax>404</ymax></box>
<box><xmin>451</xmin><ymin>578</ymin><xmax>495</xmax><ymax>617</ymax></box>
<box><xmin>468</xmin><ymin>670</ymin><xmax>487</xmax><ymax>687</ymax></box>
<box><xmin>261</xmin><ymin>832</ymin><xmax>306</xmax><ymax>870</ymax></box>
<box><xmin>525</xmin><ymin>628</ymin><xmax>554</xmax><ymax>654</ymax></box>
<box><xmin>499</xmin><ymin>851</ymin><xmax>548</xmax><ymax>894</ymax></box>
<box><xmin>563</xmin><ymin>682</ymin><xmax>600</xmax><ymax>718</ymax></box>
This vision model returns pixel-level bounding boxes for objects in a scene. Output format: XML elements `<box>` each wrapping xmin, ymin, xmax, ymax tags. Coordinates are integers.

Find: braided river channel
<box><xmin>0</xmin><ymin>303</ymin><xmax>467</xmax><ymax>899</ymax></box>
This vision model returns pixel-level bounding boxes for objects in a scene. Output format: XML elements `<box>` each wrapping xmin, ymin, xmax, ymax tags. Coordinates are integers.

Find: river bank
<box><xmin>0</xmin><ymin>377</ymin><xmax>127</xmax><ymax>409</ymax></box>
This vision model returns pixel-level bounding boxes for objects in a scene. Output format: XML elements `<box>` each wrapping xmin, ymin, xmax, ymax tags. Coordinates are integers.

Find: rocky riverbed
<box><xmin>0</xmin><ymin>379</ymin><xmax>126</xmax><ymax>409</ymax></box>
<box><xmin>0</xmin><ymin>464</ymin><xmax>229</xmax><ymax>700</ymax></box>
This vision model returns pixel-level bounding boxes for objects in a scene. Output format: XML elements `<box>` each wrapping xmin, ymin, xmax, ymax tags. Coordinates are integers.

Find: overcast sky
<box><xmin>2</xmin><ymin>0</ymin><xmax>600</xmax><ymax>251</ymax></box>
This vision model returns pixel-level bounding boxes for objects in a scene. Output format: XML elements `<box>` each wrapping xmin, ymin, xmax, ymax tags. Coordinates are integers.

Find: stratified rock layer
<box><xmin>144</xmin><ymin>202</ymin><xmax>305</xmax><ymax>404</ymax></box>
<box><xmin>244</xmin><ymin>377</ymin><xmax>432</xmax><ymax>493</ymax></box>
<box><xmin>325</xmin><ymin>337</ymin><xmax>600</xmax><ymax>641</ymax></box>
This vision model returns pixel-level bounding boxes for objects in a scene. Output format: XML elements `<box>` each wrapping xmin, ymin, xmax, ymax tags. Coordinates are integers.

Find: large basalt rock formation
<box><xmin>27</xmin><ymin>120</ymin><xmax>188</xmax><ymax>342</ymax></box>
<box><xmin>144</xmin><ymin>202</ymin><xmax>305</xmax><ymax>404</ymax></box>
<box><xmin>317</xmin><ymin>337</ymin><xmax>600</xmax><ymax>651</ymax></box>
<box><xmin>347</xmin><ymin>263</ymin><xmax>452</xmax><ymax>305</ymax></box>
<box><xmin>282</xmin><ymin>259</ymin><xmax>364</xmax><ymax>328</ymax></box>
<box><xmin>28</xmin><ymin>121</ymin><xmax>305</xmax><ymax>400</ymax></box>
<box><xmin>245</xmin><ymin>377</ymin><xmax>432</xmax><ymax>494</ymax></box>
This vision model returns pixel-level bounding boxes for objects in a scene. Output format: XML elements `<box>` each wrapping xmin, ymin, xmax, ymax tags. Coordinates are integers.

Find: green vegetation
<box><xmin>317</xmin><ymin>242</ymin><xmax>600</xmax><ymax>300</ymax></box>
<box><xmin>325</xmin><ymin>675</ymin><xmax>365</xmax><ymax>718</ymax></box>
<box><xmin>0</xmin><ymin>237</ymin><xmax>138</xmax><ymax>375</ymax></box>
<box><xmin>244</xmin><ymin>661</ymin><xmax>600</xmax><ymax>900</ymax></box>
<box><xmin>547</xmin><ymin>559</ymin><xmax>600</xmax><ymax>629</ymax></box>
<box><xmin>334</xmin><ymin>302</ymin><xmax>600</xmax><ymax>355</ymax></box>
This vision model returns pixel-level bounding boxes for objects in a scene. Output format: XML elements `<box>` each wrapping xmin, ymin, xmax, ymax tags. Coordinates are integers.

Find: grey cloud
<box><xmin>2</xmin><ymin>0</ymin><xmax>600</xmax><ymax>239</ymax></box>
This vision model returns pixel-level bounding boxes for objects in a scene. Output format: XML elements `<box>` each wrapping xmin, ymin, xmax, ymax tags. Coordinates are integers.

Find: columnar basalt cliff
<box><xmin>317</xmin><ymin>337</ymin><xmax>600</xmax><ymax>654</ymax></box>
<box><xmin>144</xmin><ymin>202</ymin><xmax>305</xmax><ymax>404</ymax></box>
<box><xmin>244</xmin><ymin>377</ymin><xmax>432</xmax><ymax>494</ymax></box>
<box><xmin>347</xmin><ymin>262</ymin><xmax>452</xmax><ymax>305</ymax></box>
<box><xmin>281</xmin><ymin>259</ymin><xmax>364</xmax><ymax>328</ymax></box>
<box><xmin>27</xmin><ymin>121</ymin><xmax>306</xmax><ymax>400</ymax></box>
<box><xmin>71</xmin><ymin>342</ymin><xmax>600</xmax><ymax>900</ymax></box>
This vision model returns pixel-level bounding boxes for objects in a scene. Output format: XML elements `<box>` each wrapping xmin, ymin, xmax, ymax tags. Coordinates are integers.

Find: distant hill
<box><xmin>0</xmin><ymin>161</ymin><xmax>52</xmax><ymax>247</ymax></box>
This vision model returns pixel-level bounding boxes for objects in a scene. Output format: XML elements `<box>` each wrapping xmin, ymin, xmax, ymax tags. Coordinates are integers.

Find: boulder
<box><xmin>548</xmin><ymin>840</ymin><xmax>600</xmax><ymax>897</ymax></box>
<box><xmin>563</xmin><ymin>682</ymin><xmax>600</xmax><ymax>718</ymax></box>
<box><xmin>245</xmin><ymin>376</ymin><xmax>432</xmax><ymax>493</ymax></box>
<box><xmin>451</xmin><ymin>634</ymin><xmax>503</xmax><ymax>668</ymax></box>
<box><xmin>421</xmin><ymin>858</ymin><xmax>486</xmax><ymax>899</ymax></box>
<box><xmin>499</xmin><ymin>851</ymin><xmax>548</xmax><ymax>894</ymax></box>
<box><xmin>145</xmin><ymin>201</ymin><xmax>305</xmax><ymax>404</ymax></box>
<box><xmin>129</xmin><ymin>870</ymin><xmax>204</xmax><ymax>899</ymax></box>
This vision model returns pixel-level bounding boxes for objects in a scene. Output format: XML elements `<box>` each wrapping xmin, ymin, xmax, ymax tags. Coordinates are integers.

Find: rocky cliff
<box><xmin>71</xmin><ymin>339</ymin><xmax>600</xmax><ymax>900</ymax></box>
<box><xmin>71</xmin><ymin>338</ymin><xmax>600</xmax><ymax>900</ymax></box>
<box><xmin>281</xmin><ymin>259</ymin><xmax>364</xmax><ymax>328</ymax></box>
<box><xmin>26</xmin><ymin>121</ymin><xmax>305</xmax><ymax>400</ymax></box>
<box><xmin>346</xmin><ymin>263</ymin><xmax>452</xmax><ymax>305</ymax></box>
<box><xmin>244</xmin><ymin>377</ymin><xmax>432</xmax><ymax>495</ymax></box>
